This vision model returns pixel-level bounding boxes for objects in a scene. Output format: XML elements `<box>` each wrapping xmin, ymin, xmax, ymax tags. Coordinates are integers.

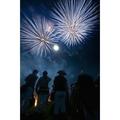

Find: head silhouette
<box><xmin>33</xmin><ymin>69</ymin><xmax>38</xmax><ymax>75</ymax></box>
<box><xmin>77</xmin><ymin>73</ymin><xmax>93</xmax><ymax>89</ymax></box>
<box><xmin>57</xmin><ymin>70</ymin><xmax>66</xmax><ymax>76</ymax></box>
<box><xmin>43</xmin><ymin>71</ymin><xmax>48</xmax><ymax>76</ymax></box>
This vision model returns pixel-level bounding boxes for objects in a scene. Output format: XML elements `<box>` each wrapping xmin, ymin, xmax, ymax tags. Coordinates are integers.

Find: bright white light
<box><xmin>34</xmin><ymin>93</ymin><xmax>38</xmax><ymax>107</ymax></box>
<box><xmin>52</xmin><ymin>0</ymin><xmax>98</xmax><ymax>47</ymax></box>
<box><xmin>53</xmin><ymin>44</ymin><xmax>59</xmax><ymax>51</ymax></box>
<box><xmin>46</xmin><ymin>25</ymin><xmax>52</xmax><ymax>32</ymax></box>
<box><xmin>21</xmin><ymin>14</ymin><xmax>57</xmax><ymax>56</ymax></box>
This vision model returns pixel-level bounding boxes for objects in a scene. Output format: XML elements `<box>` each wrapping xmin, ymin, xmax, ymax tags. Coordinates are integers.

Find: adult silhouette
<box><xmin>36</xmin><ymin>71</ymin><xmax>51</xmax><ymax>105</ymax></box>
<box><xmin>75</xmin><ymin>73</ymin><xmax>95</xmax><ymax>120</ymax></box>
<box><xmin>21</xmin><ymin>69</ymin><xmax>38</xmax><ymax>114</ymax></box>
<box><xmin>25</xmin><ymin>69</ymin><xmax>39</xmax><ymax>89</ymax></box>
<box><xmin>53</xmin><ymin>70</ymin><xmax>68</xmax><ymax>120</ymax></box>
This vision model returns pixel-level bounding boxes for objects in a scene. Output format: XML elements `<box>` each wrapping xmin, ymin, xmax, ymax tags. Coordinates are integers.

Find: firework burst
<box><xmin>21</xmin><ymin>14</ymin><xmax>57</xmax><ymax>56</ymax></box>
<box><xmin>52</xmin><ymin>0</ymin><xmax>99</xmax><ymax>47</ymax></box>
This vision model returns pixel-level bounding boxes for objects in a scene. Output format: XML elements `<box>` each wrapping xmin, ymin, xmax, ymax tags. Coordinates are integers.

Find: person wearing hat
<box><xmin>53</xmin><ymin>70</ymin><xmax>68</xmax><ymax>119</ymax></box>
<box><xmin>36</xmin><ymin>71</ymin><xmax>51</xmax><ymax>105</ymax></box>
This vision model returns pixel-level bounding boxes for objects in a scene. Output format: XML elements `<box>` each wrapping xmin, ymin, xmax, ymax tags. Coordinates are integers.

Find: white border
<box><xmin>0</xmin><ymin>0</ymin><xmax>20</xmax><ymax>120</ymax></box>
<box><xmin>101</xmin><ymin>0</ymin><xmax>120</xmax><ymax>120</ymax></box>
<box><xmin>0</xmin><ymin>0</ymin><xmax>120</xmax><ymax>120</ymax></box>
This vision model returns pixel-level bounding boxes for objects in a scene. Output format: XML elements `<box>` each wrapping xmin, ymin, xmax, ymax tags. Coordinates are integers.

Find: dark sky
<box><xmin>20</xmin><ymin>0</ymin><xmax>100</xmax><ymax>86</ymax></box>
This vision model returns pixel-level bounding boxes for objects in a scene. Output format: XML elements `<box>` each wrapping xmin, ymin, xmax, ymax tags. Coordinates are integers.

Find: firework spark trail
<box><xmin>21</xmin><ymin>13</ymin><xmax>57</xmax><ymax>56</ymax></box>
<box><xmin>52</xmin><ymin>0</ymin><xmax>99</xmax><ymax>47</ymax></box>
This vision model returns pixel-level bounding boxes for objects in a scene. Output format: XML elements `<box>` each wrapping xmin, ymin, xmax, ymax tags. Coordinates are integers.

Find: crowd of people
<box><xmin>21</xmin><ymin>69</ymin><xmax>100</xmax><ymax>120</ymax></box>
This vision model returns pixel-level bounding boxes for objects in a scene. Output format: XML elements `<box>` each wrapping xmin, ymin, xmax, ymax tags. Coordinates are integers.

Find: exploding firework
<box><xmin>21</xmin><ymin>14</ymin><xmax>57</xmax><ymax>56</ymax></box>
<box><xmin>52</xmin><ymin>0</ymin><xmax>99</xmax><ymax>47</ymax></box>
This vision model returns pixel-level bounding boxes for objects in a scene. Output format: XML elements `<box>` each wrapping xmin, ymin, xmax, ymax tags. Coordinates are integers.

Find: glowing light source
<box><xmin>52</xmin><ymin>0</ymin><xmax>99</xmax><ymax>47</ymax></box>
<box><xmin>33</xmin><ymin>91</ymin><xmax>38</xmax><ymax>107</ymax></box>
<box><xmin>53</xmin><ymin>44</ymin><xmax>59</xmax><ymax>51</ymax></box>
<box><xmin>34</xmin><ymin>94</ymin><xmax>38</xmax><ymax>107</ymax></box>
<box><xmin>21</xmin><ymin>14</ymin><xmax>57</xmax><ymax>56</ymax></box>
<box><xmin>48</xmin><ymin>95</ymin><xmax>52</xmax><ymax>103</ymax></box>
<box><xmin>46</xmin><ymin>24</ymin><xmax>53</xmax><ymax>32</ymax></box>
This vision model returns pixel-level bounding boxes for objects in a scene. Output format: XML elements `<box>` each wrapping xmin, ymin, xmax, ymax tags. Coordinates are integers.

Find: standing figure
<box><xmin>25</xmin><ymin>69</ymin><xmax>39</xmax><ymax>90</ymax></box>
<box><xmin>53</xmin><ymin>70</ymin><xmax>68</xmax><ymax>120</ymax></box>
<box><xmin>75</xmin><ymin>74</ymin><xmax>95</xmax><ymax>120</ymax></box>
<box><xmin>21</xmin><ymin>69</ymin><xmax>38</xmax><ymax>114</ymax></box>
<box><xmin>36</xmin><ymin>71</ymin><xmax>51</xmax><ymax>105</ymax></box>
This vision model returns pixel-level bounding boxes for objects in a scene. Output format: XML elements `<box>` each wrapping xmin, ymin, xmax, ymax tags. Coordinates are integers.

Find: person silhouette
<box><xmin>53</xmin><ymin>70</ymin><xmax>68</xmax><ymax>120</ymax></box>
<box><xmin>36</xmin><ymin>71</ymin><xmax>51</xmax><ymax>105</ymax></box>
<box><xmin>25</xmin><ymin>69</ymin><xmax>39</xmax><ymax>89</ymax></box>
<box><xmin>21</xmin><ymin>69</ymin><xmax>38</xmax><ymax>114</ymax></box>
<box><xmin>75</xmin><ymin>73</ymin><xmax>95</xmax><ymax>120</ymax></box>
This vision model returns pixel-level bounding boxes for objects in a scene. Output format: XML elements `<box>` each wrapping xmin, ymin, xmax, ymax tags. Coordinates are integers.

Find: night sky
<box><xmin>20</xmin><ymin>0</ymin><xmax>100</xmax><ymax>86</ymax></box>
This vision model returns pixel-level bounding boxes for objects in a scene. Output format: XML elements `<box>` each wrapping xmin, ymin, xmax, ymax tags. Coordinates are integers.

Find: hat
<box><xmin>43</xmin><ymin>71</ymin><xmax>48</xmax><ymax>75</ymax></box>
<box><xmin>57</xmin><ymin>70</ymin><xmax>66</xmax><ymax>75</ymax></box>
<box><xmin>33</xmin><ymin>69</ymin><xmax>38</xmax><ymax>74</ymax></box>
